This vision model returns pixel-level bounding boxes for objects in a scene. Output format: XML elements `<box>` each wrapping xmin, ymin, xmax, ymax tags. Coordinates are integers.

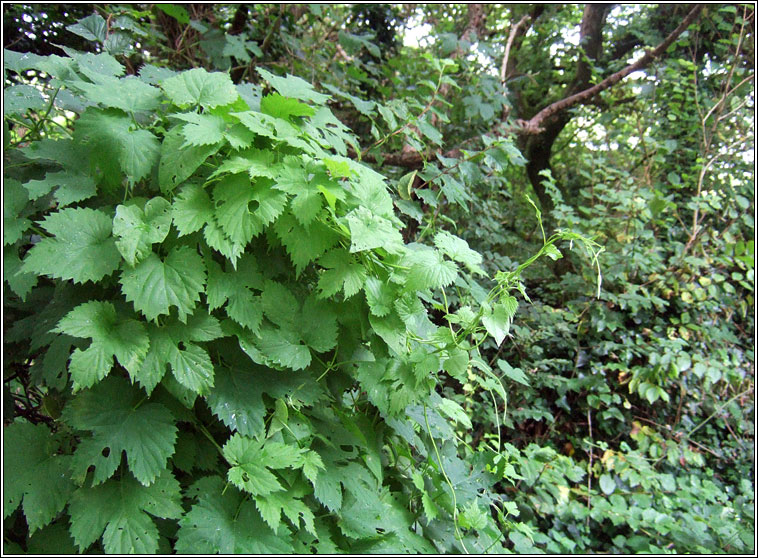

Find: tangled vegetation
<box><xmin>3</xmin><ymin>4</ymin><xmax>754</xmax><ymax>554</ymax></box>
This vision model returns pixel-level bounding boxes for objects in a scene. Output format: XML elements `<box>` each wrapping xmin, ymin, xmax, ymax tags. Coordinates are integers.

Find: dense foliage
<box><xmin>3</xmin><ymin>4</ymin><xmax>754</xmax><ymax>554</ymax></box>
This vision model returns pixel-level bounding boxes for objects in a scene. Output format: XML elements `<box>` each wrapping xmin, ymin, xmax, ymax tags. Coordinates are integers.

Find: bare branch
<box><xmin>522</xmin><ymin>4</ymin><xmax>704</xmax><ymax>133</ymax></box>
<box><xmin>500</xmin><ymin>15</ymin><xmax>530</xmax><ymax>84</ymax></box>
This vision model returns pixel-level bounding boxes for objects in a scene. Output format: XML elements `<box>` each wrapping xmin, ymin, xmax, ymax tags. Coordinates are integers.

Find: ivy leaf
<box><xmin>68</xmin><ymin>470</ymin><xmax>182</xmax><ymax>554</ymax></box>
<box><xmin>120</xmin><ymin>245</ymin><xmax>206</xmax><ymax>322</ymax></box>
<box><xmin>258</xmin><ymin>68</ymin><xmax>330</xmax><ymax>105</ymax></box>
<box><xmin>172</xmin><ymin>111</ymin><xmax>227</xmax><ymax>146</ymax></box>
<box><xmin>171</xmin><ymin>183</ymin><xmax>214</xmax><ymax>236</ymax></box>
<box><xmin>175</xmin><ymin>477</ymin><xmax>293</xmax><ymax>554</ymax></box>
<box><xmin>346</xmin><ymin>207</ymin><xmax>404</xmax><ymax>254</ymax></box>
<box><xmin>161</xmin><ymin>67</ymin><xmax>238</xmax><ymax>109</ymax></box>
<box><xmin>3</xmin><ymin>422</ymin><xmax>75</xmax><ymax>534</ymax></box>
<box><xmin>317</xmin><ymin>249</ymin><xmax>366</xmax><ymax>299</ymax></box>
<box><xmin>22</xmin><ymin>207</ymin><xmax>121</xmax><ymax>284</ymax></box>
<box><xmin>113</xmin><ymin>197</ymin><xmax>172</xmax><ymax>266</ymax></box>
<box><xmin>64</xmin><ymin>376</ymin><xmax>177</xmax><ymax>486</ymax></box>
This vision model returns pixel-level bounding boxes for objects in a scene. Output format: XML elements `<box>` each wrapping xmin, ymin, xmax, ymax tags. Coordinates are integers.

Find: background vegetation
<box><xmin>3</xmin><ymin>3</ymin><xmax>755</xmax><ymax>554</ymax></box>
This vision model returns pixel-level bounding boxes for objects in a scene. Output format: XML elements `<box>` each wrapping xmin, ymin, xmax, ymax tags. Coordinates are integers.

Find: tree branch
<box><xmin>500</xmin><ymin>15</ymin><xmax>531</xmax><ymax>84</ymax></box>
<box><xmin>519</xmin><ymin>4</ymin><xmax>704</xmax><ymax>133</ymax></box>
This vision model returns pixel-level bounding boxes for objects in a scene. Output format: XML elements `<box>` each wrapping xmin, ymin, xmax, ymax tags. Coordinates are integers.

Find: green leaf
<box><xmin>113</xmin><ymin>197</ymin><xmax>172</xmax><ymax>266</ymax></box>
<box><xmin>364</xmin><ymin>276</ymin><xmax>395</xmax><ymax>316</ymax></box>
<box><xmin>213</xmin><ymin>174</ymin><xmax>287</xmax><ymax>245</ymax></box>
<box><xmin>258</xmin><ymin>326</ymin><xmax>312</xmax><ymax>371</ymax></box>
<box><xmin>204</xmin><ymin>217</ymin><xmax>245</xmax><ymax>267</ymax></box>
<box><xmin>212</xmin><ymin>148</ymin><xmax>279</xmax><ymax>179</ymax></box>
<box><xmin>397</xmin><ymin>170</ymin><xmax>417</xmax><ymax>200</ymax></box>
<box><xmin>56</xmin><ymin>300</ymin><xmax>150</xmax><ymax>389</ymax></box>
<box><xmin>67</xmin><ymin>344</ymin><xmax>114</xmax><ymax>392</ymax></box>
<box><xmin>599</xmin><ymin>473</ymin><xmax>616</xmax><ymax>495</ymax></box>
<box><xmin>543</xmin><ymin>244</ymin><xmax>562</xmax><ymax>260</ymax></box>
<box><xmin>274</xmin><ymin>212</ymin><xmax>340</xmax><ymax>274</ymax></box>
<box><xmin>3</xmin><ymin>422</ymin><xmax>75</xmax><ymax>534</ymax></box>
<box><xmin>161</xmin><ymin>67</ymin><xmax>238</xmax><ymax>109</ymax></box>
<box><xmin>172</xmin><ymin>111</ymin><xmax>227</xmax><ymax>146</ymax></box>
<box><xmin>256</xmin><ymin>490</ymin><xmax>316</xmax><ymax>536</ymax></box>
<box><xmin>3</xmin><ymin>246</ymin><xmax>38</xmax><ymax>300</ymax></box>
<box><xmin>206</xmin><ymin>365</ymin><xmax>267</xmax><ymax>439</ymax></box>
<box><xmin>223</xmin><ymin>434</ymin><xmax>295</xmax><ymax>496</ymax></box>
<box><xmin>68</xmin><ymin>470</ymin><xmax>182</xmax><ymax>553</ymax></box>
<box><xmin>258</xmin><ymin>67</ymin><xmax>330</xmax><ymax>104</ymax></box>
<box><xmin>3</xmin><ymin>84</ymin><xmax>46</xmax><ymax>115</ymax></box>
<box><xmin>169</xmin><ymin>342</ymin><xmax>215</xmax><ymax>394</ymax></box>
<box><xmin>23</xmin><ymin>170</ymin><xmax>97</xmax><ymax>207</ymax></box>
<box><xmin>66</xmin><ymin>14</ymin><xmax>107</xmax><ymax>42</ymax></box>
<box><xmin>75</xmin><ymin>76</ymin><xmax>162</xmax><ymax>112</ymax></box>
<box><xmin>64</xmin><ymin>376</ymin><xmax>177</xmax><ymax>486</ymax></box>
<box><xmin>22</xmin><ymin>207</ymin><xmax>121</xmax><ymax>284</ymax></box>
<box><xmin>300</xmin><ymin>294</ymin><xmax>338</xmax><ymax>352</ymax></box>
<box><xmin>437</xmin><ymin>397</ymin><xmax>473</xmax><ymax>429</ymax></box>
<box><xmin>443</xmin><ymin>347</ymin><xmax>469</xmax><ymax>381</ymax></box>
<box><xmin>159</xmin><ymin>126</ymin><xmax>222</xmax><ymax>193</ymax></box>
<box><xmin>274</xmin><ymin>157</ymin><xmax>325</xmax><ymax>226</ymax></box>
<box><xmin>4</xmin><ymin>179</ymin><xmax>31</xmax><ymax>245</ymax></box>
<box><xmin>120</xmin><ymin>246</ymin><xmax>206</xmax><ymax>322</ymax></box>
<box><xmin>261</xmin><ymin>280</ymin><xmax>298</xmax><ymax>329</ymax></box>
<box><xmin>171</xmin><ymin>183</ymin><xmax>214</xmax><ymax>236</ymax></box>
<box><xmin>402</xmin><ymin>246</ymin><xmax>458</xmax><ymax>291</ymax></box>
<box><xmin>260</xmin><ymin>93</ymin><xmax>316</xmax><ymax>120</ymax></box>
<box><xmin>155</xmin><ymin>4</ymin><xmax>190</xmax><ymax>24</ymax></box>
<box><xmin>226</xmin><ymin>289</ymin><xmax>264</xmax><ymax>334</ymax></box>
<box><xmin>74</xmin><ymin>108</ymin><xmax>160</xmax><ymax>184</ymax></box>
<box><xmin>346</xmin><ymin>207</ymin><xmax>404</xmax><ymax>254</ymax></box>
<box><xmin>317</xmin><ymin>249</ymin><xmax>366</xmax><ymax>299</ymax></box>
<box><xmin>175</xmin><ymin>477</ymin><xmax>293</xmax><ymax>554</ymax></box>
<box><xmin>483</xmin><ymin>297</ymin><xmax>518</xmax><ymax>345</ymax></box>
<box><xmin>434</xmin><ymin>230</ymin><xmax>484</xmax><ymax>274</ymax></box>
<box><xmin>497</xmin><ymin>359</ymin><xmax>530</xmax><ymax>386</ymax></box>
